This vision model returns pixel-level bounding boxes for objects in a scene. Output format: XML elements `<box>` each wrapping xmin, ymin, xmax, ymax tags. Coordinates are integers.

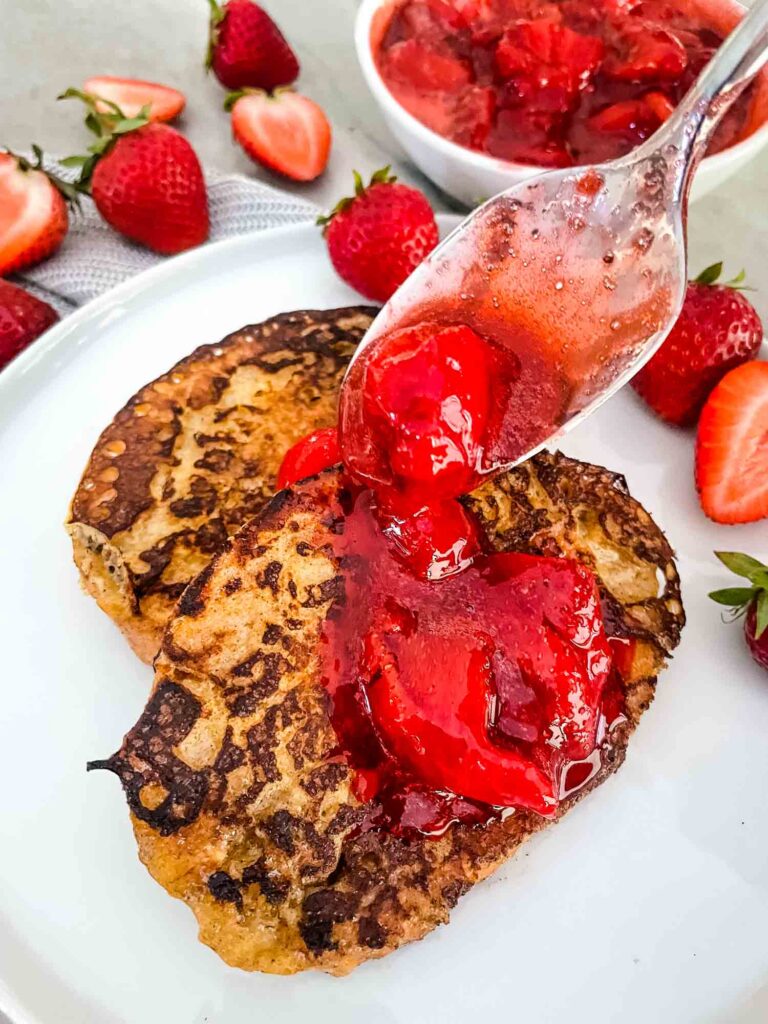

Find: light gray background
<box><xmin>0</xmin><ymin>1</ymin><xmax>766</xmax><ymax>1022</ymax></box>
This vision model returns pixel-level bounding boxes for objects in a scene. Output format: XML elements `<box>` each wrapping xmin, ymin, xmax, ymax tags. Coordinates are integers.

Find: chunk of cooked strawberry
<box><xmin>425</xmin><ymin>0</ymin><xmax>494</xmax><ymax>28</ymax></box>
<box><xmin>277</xmin><ymin>427</ymin><xmax>340</xmax><ymax>489</ymax></box>
<box><xmin>588</xmin><ymin>97</ymin><xmax>663</xmax><ymax>140</ymax></box>
<box><xmin>487</xmin><ymin>108</ymin><xmax>573</xmax><ymax>165</ymax></box>
<box><xmin>644</xmin><ymin>89</ymin><xmax>675</xmax><ymax>121</ymax></box>
<box><xmin>496</xmin><ymin>20</ymin><xmax>604</xmax><ymax>98</ymax></box>
<box><xmin>384</xmin><ymin>39</ymin><xmax>472</xmax><ymax>92</ymax></box>
<box><xmin>450</xmin><ymin>85</ymin><xmax>496</xmax><ymax>148</ymax></box>
<box><xmin>603</xmin><ymin>23</ymin><xmax>687</xmax><ymax>81</ymax></box>
<box><xmin>346</xmin><ymin>322</ymin><xmax>491</xmax><ymax>498</ymax></box>
<box><xmin>377</xmin><ymin>497</ymin><xmax>482</xmax><ymax>581</ymax></box>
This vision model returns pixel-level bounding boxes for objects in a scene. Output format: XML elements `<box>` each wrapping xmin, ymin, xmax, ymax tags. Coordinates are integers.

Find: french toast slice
<box><xmin>67</xmin><ymin>307</ymin><xmax>376</xmax><ymax>662</ymax></box>
<box><xmin>91</xmin><ymin>452</ymin><xmax>684</xmax><ymax>975</ymax></box>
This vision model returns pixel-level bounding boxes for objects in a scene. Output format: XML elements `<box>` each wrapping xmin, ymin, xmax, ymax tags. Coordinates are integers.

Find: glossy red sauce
<box><xmin>277</xmin><ymin>427</ymin><xmax>341</xmax><ymax>490</ymax></box>
<box><xmin>318</xmin><ymin>488</ymin><xmax>628</xmax><ymax>836</ymax></box>
<box><xmin>277</xmin><ymin>312</ymin><xmax>635</xmax><ymax>837</ymax></box>
<box><xmin>375</xmin><ymin>0</ymin><xmax>748</xmax><ymax>166</ymax></box>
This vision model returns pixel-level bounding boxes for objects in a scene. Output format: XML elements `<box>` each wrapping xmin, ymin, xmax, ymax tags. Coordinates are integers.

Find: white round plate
<box><xmin>0</xmin><ymin>217</ymin><xmax>766</xmax><ymax>1024</ymax></box>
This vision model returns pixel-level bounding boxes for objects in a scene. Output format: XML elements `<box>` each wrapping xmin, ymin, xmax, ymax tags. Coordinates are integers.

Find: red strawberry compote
<box><xmin>375</xmin><ymin>0</ymin><xmax>749</xmax><ymax>166</ymax></box>
<box><xmin>277</xmin><ymin>308</ymin><xmax>630</xmax><ymax>837</ymax></box>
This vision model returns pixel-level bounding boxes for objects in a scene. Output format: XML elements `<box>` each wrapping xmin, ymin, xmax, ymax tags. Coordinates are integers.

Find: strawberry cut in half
<box><xmin>83</xmin><ymin>76</ymin><xmax>186</xmax><ymax>123</ymax></box>
<box><xmin>0</xmin><ymin>147</ymin><xmax>76</xmax><ymax>276</ymax></box>
<box><xmin>696</xmin><ymin>361</ymin><xmax>768</xmax><ymax>524</ymax></box>
<box><xmin>227</xmin><ymin>88</ymin><xmax>332</xmax><ymax>182</ymax></box>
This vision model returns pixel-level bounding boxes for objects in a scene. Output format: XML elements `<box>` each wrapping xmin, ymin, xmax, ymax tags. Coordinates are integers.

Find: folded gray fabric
<box><xmin>13</xmin><ymin>165</ymin><xmax>319</xmax><ymax>316</ymax></box>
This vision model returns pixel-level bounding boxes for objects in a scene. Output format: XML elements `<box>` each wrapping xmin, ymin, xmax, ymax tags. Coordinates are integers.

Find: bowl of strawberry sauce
<box><xmin>355</xmin><ymin>0</ymin><xmax>768</xmax><ymax>206</ymax></box>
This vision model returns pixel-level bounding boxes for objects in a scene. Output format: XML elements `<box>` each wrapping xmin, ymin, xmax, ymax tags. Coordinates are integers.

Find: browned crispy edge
<box><xmin>67</xmin><ymin>307</ymin><xmax>378</xmax><ymax>662</ymax></box>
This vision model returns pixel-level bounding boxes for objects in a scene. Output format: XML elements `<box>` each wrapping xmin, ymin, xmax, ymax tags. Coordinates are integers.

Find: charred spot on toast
<box><xmin>68</xmin><ymin>308</ymin><xmax>378</xmax><ymax>663</ymax></box>
<box><xmin>97</xmin><ymin>455</ymin><xmax>684</xmax><ymax>975</ymax></box>
<box><xmin>88</xmin><ymin>681</ymin><xmax>209</xmax><ymax>836</ymax></box>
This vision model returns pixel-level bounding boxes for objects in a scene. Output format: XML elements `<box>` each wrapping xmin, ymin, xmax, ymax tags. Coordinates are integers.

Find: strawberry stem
<box><xmin>694</xmin><ymin>261</ymin><xmax>723</xmax><ymax>286</ymax></box>
<box><xmin>58</xmin><ymin>87</ymin><xmax>151</xmax><ymax>192</ymax></box>
<box><xmin>206</xmin><ymin>0</ymin><xmax>225</xmax><ymax>70</ymax></box>
<box><xmin>709</xmin><ymin>551</ymin><xmax>768</xmax><ymax>639</ymax></box>
<box><xmin>317</xmin><ymin>166</ymin><xmax>399</xmax><ymax>230</ymax></box>
<box><xmin>693</xmin><ymin>262</ymin><xmax>755</xmax><ymax>292</ymax></box>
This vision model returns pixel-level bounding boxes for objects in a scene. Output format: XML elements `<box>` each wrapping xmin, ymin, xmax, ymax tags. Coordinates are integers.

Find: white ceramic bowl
<box><xmin>355</xmin><ymin>0</ymin><xmax>768</xmax><ymax>207</ymax></box>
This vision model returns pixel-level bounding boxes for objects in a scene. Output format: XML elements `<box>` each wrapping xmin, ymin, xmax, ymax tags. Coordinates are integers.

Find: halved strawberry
<box><xmin>603</xmin><ymin>24</ymin><xmax>687</xmax><ymax>81</ymax></box>
<box><xmin>227</xmin><ymin>88</ymin><xmax>331</xmax><ymax>182</ymax></box>
<box><xmin>83</xmin><ymin>76</ymin><xmax>186</xmax><ymax>123</ymax></box>
<box><xmin>383</xmin><ymin>39</ymin><xmax>472</xmax><ymax>92</ymax></box>
<box><xmin>450</xmin><ymin>85</ymin><xmax>496</xmax><ymax>149</ymax></box>
<box><xmin>696</xmin><ymin>361</ymin><xmax>768</xmax><ymax>524</ymax></box>
<box><xmin>0</xmin><ymin>147</ymin><xmax>75</xmax><ymax>276</ymax></box>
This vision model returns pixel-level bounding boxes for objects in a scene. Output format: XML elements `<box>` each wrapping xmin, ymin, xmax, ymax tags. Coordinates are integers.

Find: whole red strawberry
<box><xmin>632</xmin><ymin>262</ymin><xmax>763</xmax><ymax>426</ymax></box>
<box><xmin>61</xmin><ymin>89</ymin><xmax>209</xmax><ymax>255</ymax></box>
<box><xmin>710</xmin><ymin>551</ymin><xmax>768</xmax><ymax>672</ymax></box>
<box><xmin>0</xmin><ymin>280</ymin><xmax>59</xmax><ymax>371</ymax></box>
<box><xmin>320</xmin><ymin>168</ymin><xmax>439</xmax><ymax>303</ymax></box>
<box><xmin>207</xmin><ymin>0</ymin><xmax>300</xmax><ymax>91</ymax></box>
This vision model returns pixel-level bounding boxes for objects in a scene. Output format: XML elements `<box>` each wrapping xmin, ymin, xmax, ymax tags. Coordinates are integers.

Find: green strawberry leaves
<box><xmin>317</xmin><ymin>166</ymin><xmax>398</xmax><ymax>229</ymax></box>
<box><xmin>693</xmin><ymin>262</ymin><xmax>754</xmax><ymax>292</ymax></box>
<box><xmin>58</xmin><ymin>88</ymin><xmax>151</xmax><ymax>193</ymax></box>
<box><xmin>709</xmin><ymin>587</ymin><xmax>760</xmax><ymax>607</ymax></box>
<box><xmin>695</xmin><ymin>261</ymin><xmax>723</xmax><ymax>286</ymax></box>
<box><xmin>757</xmin><ymin>590</ymin><xmax>768</xmax><ymax>640</ymax></box>
<box><xmin>709</xmin><ymin>551</ymin><xmax>768</xmax><ymax>639</ymax></box>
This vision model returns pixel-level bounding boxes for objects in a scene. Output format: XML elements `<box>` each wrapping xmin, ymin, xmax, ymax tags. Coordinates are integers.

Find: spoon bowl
<box><xmin>347</xmin><ymin>0</ymin><xmax>768</xmax><ymax>472</ymax></box>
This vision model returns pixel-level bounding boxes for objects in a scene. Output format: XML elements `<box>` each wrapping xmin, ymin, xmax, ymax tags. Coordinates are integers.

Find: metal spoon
<box><xmin>346</xmin><ymin>0</ymin><xmax>768</xmax><ymax>471</ymax></box>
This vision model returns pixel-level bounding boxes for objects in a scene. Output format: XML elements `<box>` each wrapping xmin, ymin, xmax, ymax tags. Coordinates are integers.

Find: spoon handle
<box><xmin>650</xmin><ymin>0</ymin><xmax>768</xmax><ymax>197</ymax></box>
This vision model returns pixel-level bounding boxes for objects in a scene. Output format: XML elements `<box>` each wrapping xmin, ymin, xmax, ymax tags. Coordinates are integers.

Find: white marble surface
<box><xmin>0</xmin><ymin>3</ymin><xmax>767</xmax><ymax>1023</ymax></box>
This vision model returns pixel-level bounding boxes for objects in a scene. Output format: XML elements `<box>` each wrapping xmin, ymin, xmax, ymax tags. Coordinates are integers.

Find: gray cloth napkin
<box><xmin>14</xmin><ymin>166</ymin><xmax>319</xmax><ymax>316</ymax></box>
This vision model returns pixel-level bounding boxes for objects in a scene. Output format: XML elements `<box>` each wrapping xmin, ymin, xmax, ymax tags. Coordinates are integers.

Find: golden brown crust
<box><xmin>92</xmin><ymin>452</ymin><xmax>684</xmax><ymax>975</ymax></box>
<box><xmin>67</xmin><ymin>308</ymin><xmax>377</xmax><ymax>662</ymax></box>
